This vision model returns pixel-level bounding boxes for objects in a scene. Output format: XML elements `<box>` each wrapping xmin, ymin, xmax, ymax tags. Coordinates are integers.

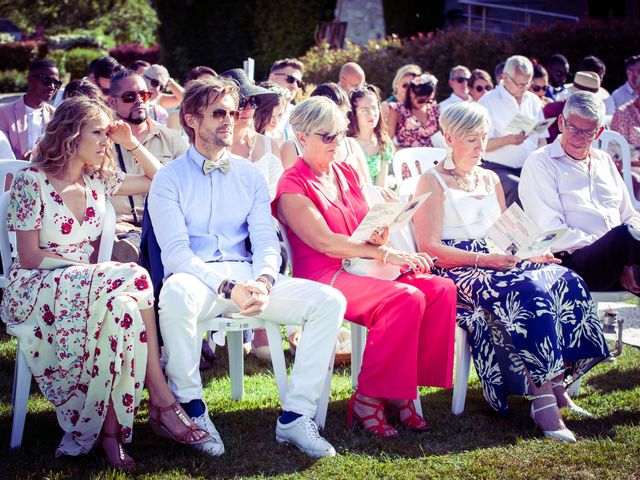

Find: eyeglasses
<box><xmin>30</xmin><ymin>73</ymin><xmax>62</xmax><ymax>89</ymax></box>
<box><xmin>239</xmin><ymin>96</ymin><xmax>259</xmax><ymax>110</ymax></box>
<box><xmin>452</xmin><ymin>76</ymin><xmax>469</xmax><ymax>83</ymax></box>
<box><xmin>530</xmin><ymin>84</ymin><xmax>548</xmax><ymax>92</ymax></box>
<box><xmin>505</xmin><ymin>73</ymin><xmax>531</xmax><ymax>89</ymax></box>
<box><xmin>211</xmin><ymin>108</ymin><xmax>239</xmax><ymax>120</ymax></box>
<box><xmin>313</xmin><ymin>130</ymin><xmax>347</xmax><ymax>144</ymax></box>
<box><xmin>474</xmin><ymin>85</ymin><xmax>493</xmax><ymax>93</ymax></box>
<box><xmin>563</xmin><ymin>119</ymin><xmax>600</xmax><ymax>139</ymax></box>
<box><xmin>144</xmin><ymin>76</ymin><xmax>165</xmax><ymax>90</ymax></box>
<box><xmin>411</xmin><ymin>84</ymin><xmax>434</xmax><ymax>97</ymax></box>
<box><xmin>117</xmin><ymin>90</ymin><xmax>153</xmax><ymax>103</ymax></box>
<box><xmin>273</xmin><ymin>73</ymin><xmax>304</xmax><ymax>88</ymax></box>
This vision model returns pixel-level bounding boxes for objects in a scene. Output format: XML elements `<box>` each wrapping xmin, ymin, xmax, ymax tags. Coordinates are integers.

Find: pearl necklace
<box><xmin>449</xmin><ymin>168</ymin><xmax>478</xmax><ymax>192</ymax></box>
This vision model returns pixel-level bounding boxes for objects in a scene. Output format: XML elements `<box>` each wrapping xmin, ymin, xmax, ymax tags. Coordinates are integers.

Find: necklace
<box><xmin>450</xmin><ymin>168</ymin><xmax>478</xmax><ymax>192</ymax></box>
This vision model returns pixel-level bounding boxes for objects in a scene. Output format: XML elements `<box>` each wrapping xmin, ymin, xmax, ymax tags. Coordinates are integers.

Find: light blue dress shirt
<box><xmin>148</xmin><ymin>145</ymin><xmax>281</xmax><ymax>293</ymax></box>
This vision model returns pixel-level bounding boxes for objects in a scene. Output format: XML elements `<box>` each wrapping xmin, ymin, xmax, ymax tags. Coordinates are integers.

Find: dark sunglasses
<box><xmin>411</xmin><ymin>84</ymin><xmax>434</xmax><ymax>97</ymax></box>
<box><xmin>313</xmin><ymin>130</ymin><xmax>347</xmax><ymax>144</ymax></box>
<box><xmin>274</xmin><ymin>73</ymin><xmax>304</xmax><ymax>88</ymax></box>
<box><xmin>145</xmin><ymin>76</ymin><xmax>165</xmax><ymax>90</ymax></box>
<box><xmin>239</xmin><ymin>96</ymin><xmax>259</xmax><ymax>110</ymax></box>
<box><xmin>474</xmin><ymin>85</ymin><xmax>493</xmax><ymax>92</ymax></box>
<box><xmin>211</xmin><ymin>108</ymin><xmax>239</xmax><ymax>120</ymax></box>
<box><xmin>452</xmin><ymin>76</ymin><xmax>469</xmax><ymax>83</ymax></box>
<box><xmin>415</xmin><ymin>96</ymin><xmax>432</xmax><ymax>104</ymax></box>
<box><xmin>530</xmin><ymin>84</ymin><xmax>548</xmax><ymax>92</ymax></box>
<box><xmin>31</xmin><ymin>73</ymin><xmax>62</xmax><ymax>89</ymax></box>
<box><xmin>117</xmin><ymin>90</ymin><xmax>153</xmax><ymax>103</ymax></box>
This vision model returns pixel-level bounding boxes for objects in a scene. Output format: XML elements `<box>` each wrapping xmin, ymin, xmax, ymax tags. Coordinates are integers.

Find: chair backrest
<box><xmin>392</xmin><ymin>147</ymin><xmax>446</xmax><ymax>181</ymax></box>
<box><xmin>0</xmin><ymin>160</ymin><xmax>30</xmax><ymax>192</ymax></box>
<box><xmin>593</xmin><ymin>130</ymin><xmax>639</xmax><ymax>209</ymax></box>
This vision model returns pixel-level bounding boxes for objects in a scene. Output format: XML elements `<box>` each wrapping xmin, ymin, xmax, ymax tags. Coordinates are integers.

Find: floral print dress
<box><xmin>392</xmin><ymin>103</ymin><xmax>440</xmax><ymax>148</ymax></box>
<box><xmin>0</xmin><ymin>167</ymin><xmax>154</xmax><ymax>456</ymax></box>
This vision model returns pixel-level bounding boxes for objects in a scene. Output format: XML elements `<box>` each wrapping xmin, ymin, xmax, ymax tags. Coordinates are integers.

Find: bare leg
<box><xmin>350</xmin><ymin>393</ymin><xmax>398</xmax><ymax>437</ymax></box>
<box><xmin>140</xmin><ymin>307</ymin><xmax>208</xmax><ymax>443</ymax></box>
<box><xmin>528</xmin><ymin>375</ymin><xmax>565</xmax><ymax>431</ymax></box>
<box><xmin>551</xmin><ymin>373</ymin><xmax>580</xmax><ymax>409</ymax></box>
<box><xmin>100</xmin><ymin>401</ymin><xmax>135</xmax><ymax>470</ymax></box>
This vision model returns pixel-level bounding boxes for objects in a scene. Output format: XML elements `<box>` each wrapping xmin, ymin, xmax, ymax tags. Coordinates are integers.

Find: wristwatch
<box><xmin>219</xmin><ymin>279</ymin><xmax>237</xmax><ymax>299</ymax></box>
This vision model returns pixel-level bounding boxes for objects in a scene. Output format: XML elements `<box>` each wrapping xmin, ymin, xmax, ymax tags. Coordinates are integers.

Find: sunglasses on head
<box><xmin>117</xmin><ymin>90</ymin><xmax>153</xmax><ymax>103</ymax></box>
<box><xmin>452</xmin><ymin>76</ymin><xmax>469</xmax><ymax>84</ymax></box>
<box><xmin>530</xmin><ymin>84</ymin><xmax>548</xmax><ymax>92</ymax></box>
<box><xmin>411</xmin><ymin>84</ymin><xmax>434</xmax><ymax>97</ymax></box>
<box><xmin>474</xmin><ymin>85</ymin><xmax>493</xmax><ymax>92</ymax></box>
<box><xmin>239</xmin><ymin>96</ymin><xmax>259</xmax><ymax>110</ymax></box>
<box><xmin>31</xmin><ymin>73</ymin><xmax>62</xmax><ymax>89</ymax></box>
<box><xmin>274</xmin><ymin>73</ymin><xmax>304</xmax><ymax>88</ymax></box>
<box><xmin>145</xmin><ymin>76</ymin><xmax>165</xmax><ymax>90</ymax></box>
<box><xmin>313</xmin><ymin>130</ymin><xmax>347</xmax><ymax>144</ymax></box>
<box><xmin>211</xmin><ymin>108</ymin><xmax>239</xmax><ymax>120</ymax></box>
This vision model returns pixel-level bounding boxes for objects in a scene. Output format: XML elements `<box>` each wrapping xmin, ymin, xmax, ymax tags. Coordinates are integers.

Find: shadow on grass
<box><xmin>582</xmin><ymin>366</ymin><xmax>640</xmax><ymax>394</ymax></box>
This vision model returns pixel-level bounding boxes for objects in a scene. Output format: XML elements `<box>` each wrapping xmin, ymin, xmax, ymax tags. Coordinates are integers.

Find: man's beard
<box><xmin>121</xmin><ymin>109</ymin><xmax>147</xmax><ymax>125</ymax></box>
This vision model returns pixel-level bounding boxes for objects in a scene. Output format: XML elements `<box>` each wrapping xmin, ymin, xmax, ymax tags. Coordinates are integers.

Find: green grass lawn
<box><xmin>1</xmin><ymin>328</ymin><xmax>639</xmax><ymax>480</ymax></box>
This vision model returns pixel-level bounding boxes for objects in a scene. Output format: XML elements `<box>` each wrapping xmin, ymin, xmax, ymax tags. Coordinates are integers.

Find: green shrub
<box><xmin>0</xmin><ymin>69</ymin><xmax>28</xmax><ymax>93</ymax></box>
<box><xmin>63</xmin><ymin>48</ymin><xmax>108</xmax><ymax>81</ymax></box>
<box><xmin>47</xmin><ymin>29</ymin><xmax>116</xmax><ymax>51</ymax></box>
<box><xmin>301</xmin><ymin>18</ymin><xmax>640</xmax><ymax>100</ymax></box>
<box><xmin>0</xmin><ymin>41</ymin><xmax>48</xmax><ymax>71</ymax></box>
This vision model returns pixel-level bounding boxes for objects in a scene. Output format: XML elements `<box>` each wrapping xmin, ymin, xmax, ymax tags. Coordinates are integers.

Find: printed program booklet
<box><xmin>486</xmin><ymin>203</ymin><xmax>567</xmax><ymax>258</ymax></box>
<box><xmin>505</xmin><ymin>113</ymin><xmax>556</xmax><ymax>136</ymax></box>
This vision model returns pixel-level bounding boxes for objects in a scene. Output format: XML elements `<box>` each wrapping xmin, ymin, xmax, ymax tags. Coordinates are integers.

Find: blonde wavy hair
<box><xmin>31</xmin><ymin>97</ymin><xmax>116</xmax><ymax>178</ymax></box>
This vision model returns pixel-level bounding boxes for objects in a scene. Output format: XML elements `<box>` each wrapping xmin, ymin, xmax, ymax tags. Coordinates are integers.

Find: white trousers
<box><xmin>158</xmin><ymin>262</ymin><xmax>346</xmax><ymax>417</ymax></box>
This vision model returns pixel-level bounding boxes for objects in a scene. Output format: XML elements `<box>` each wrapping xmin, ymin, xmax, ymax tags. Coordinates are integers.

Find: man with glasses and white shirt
<box><xmin>148</xmin><ymin>77</ymin><xmax>345</xmax><ymax>458</ymax></box>
<box><xmin>108</xmin><ymin>69</ymin><xmax>186</xmax><ymax>261</ymax></box>
<box><xmin>520</xmin><ymin>91</ymin><xmax>640</xmax><ymax>293</ymax></box>
<box><xmin>0</xmin><ymin>60</ymin><xmax>60</xmax><ymax>159</ymax></box>
<box><xmin>268</xmin><ymin>58</ymin><xmax>305</xmax><ymax>140</ymax></box>
<box><xmin>479</xmin><ymin>55</ymin><xmax>548</xmax><ymax>206</ymax></box>
<box><xmin>439</xmin><ymin>65</ymin><xmax>471</xmax><ymax>110</ymax></box>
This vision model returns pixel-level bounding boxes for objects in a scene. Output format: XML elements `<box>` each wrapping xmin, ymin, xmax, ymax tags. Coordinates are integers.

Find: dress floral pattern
<box><xmin>392</xmin><ymin>103</ymin><xmax>440</xmax><ymax>148</ymax></box>
<box><xmin>0</xmin><ymin>167</ymin><xmax>154</xmax><ymax>456</ymax></box>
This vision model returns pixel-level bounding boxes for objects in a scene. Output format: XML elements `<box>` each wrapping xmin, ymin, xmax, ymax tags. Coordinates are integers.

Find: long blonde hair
<box><xmin>31</xmin><ymin>97</ymin><xmax>116</xmax><ymax>177</ymax></box>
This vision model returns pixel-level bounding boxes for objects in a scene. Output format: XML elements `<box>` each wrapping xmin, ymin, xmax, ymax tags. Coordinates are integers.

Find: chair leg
<box><xmin>264</xmin><ymin>322</ymin><xmax>289</xmax><ymax>403</ymax></box>
<box><xmin>350</xmin><ymin>322</ymin><xmax>366</xmax><ymax>390</ymax></box>
<box><xmin>10</xmin><ymin>345</ymin><xmax>32</xmax><ymax>448</ymax></box>
<box><xmin>227</xmin><ymin>330</ymin><xmax>244</xmax><ymax>401</ymax></box>
<box><xmin>314</xmin><ymin>347</ymin><xmax>336</xmax><ymax>430</ymax></box>
<box><xmin>451</xmin><ymin>326</ymin><xmax>471</xmax><ymax>415</ymax></box>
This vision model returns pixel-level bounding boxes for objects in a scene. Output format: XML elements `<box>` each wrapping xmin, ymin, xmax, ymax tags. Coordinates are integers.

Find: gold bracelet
<box><xmin>474</xmin><ymin>253</ymin><xmax>480</xmax><ymax>269</ymax></box>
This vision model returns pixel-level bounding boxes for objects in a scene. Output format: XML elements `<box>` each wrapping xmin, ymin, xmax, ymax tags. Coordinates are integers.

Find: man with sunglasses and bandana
<box><xmin>268</xmin><ymin>58</ymin><xmax>305</xmax><ymax>140</ymax></box>
<box><xmin>107</xmin><ymin>69</ymin><xmax>187</xmax><ymax>262</ymax></box>
<box><xmin>0</xmin><ymin>60</ymin><xmax>59</xmax><ymax>159</ymax></box>
<box><xmin>479</xmin><ymin>55</ymin><xmax>548</xmax><ymax>207</ymax></box>
<box><xmin>148</xmin><ymin>77</ymin><xmax>345</xmax><ymax>459</ymax></box>
<box><xmin>439</xmin><ymin>65</ymin><xmax>471</xmax><ymax>110</ymax></box>
<box><xmin>520</xmin><ymin>91</ymin><xmax>640</xmax><ymax>294</ymax></box>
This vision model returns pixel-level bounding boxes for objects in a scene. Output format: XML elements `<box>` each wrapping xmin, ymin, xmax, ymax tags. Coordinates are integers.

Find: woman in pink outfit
<box><xmin>273</xmin><ymin>97</ymin><xmax>456</xmax><ymax>438</ymax></box>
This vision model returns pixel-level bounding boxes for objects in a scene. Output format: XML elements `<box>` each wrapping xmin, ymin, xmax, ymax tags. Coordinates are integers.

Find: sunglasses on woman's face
<box><xmin>411</xmin><ymin>84</ymin><xmax>434</xmax><ymax>97</ymax></box>
<box><xmin>239</xmin><ymin>96</ymin><xmax>259</xmax><ymax>110</ymax></box>
<box><xmin>144</xmin><ymin>76</ymin><xmax>165</xmax><ymax>90</ymax></box>
<box><xmin>274</xmin><ymin>73</ymin><xmax>304</xmax><ymax>88</ymax></box>
<box><xmin>30</xmin><ymin>73</ymin><xmax>62</xmax><ymax>89</ymax></box>
<box><xmin>530</xmin><ymin>84</ymin><xmax>548</xmax><ymax>92</ymax></box>
<box><xmin>474</xmin><ymin>85</ymin><xmax>493</xmax><ymax>92</ymax></box>
<box><xmin>313</xmin><ymin>130</ymin><xmax>347</xmax><ymax>144</ymax></box>
<box><xmin>118</xmin><ymin>90</ymin><xmax>153</xmax><ymax>103</ymax></box>
<box><xmin>414</xmin><ymin>96</ymin><xmax>432</xmax><ymax>104</ymax></box>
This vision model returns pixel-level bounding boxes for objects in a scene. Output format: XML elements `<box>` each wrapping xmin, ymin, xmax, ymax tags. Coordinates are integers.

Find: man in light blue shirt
<box><xmin>148</xmin><ymin>77</ymin><xmax>345</xmax><ymax>458</ymax></box>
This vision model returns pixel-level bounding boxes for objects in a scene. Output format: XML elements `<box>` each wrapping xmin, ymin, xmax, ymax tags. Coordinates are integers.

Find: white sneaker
<box><xmin>275</xmin><ymin>415</ymin><xmax>336</xmax><ymax>458</ymax></box>
<box><xmin>190</xmin><ymin>406</ymin><xmax>225</xmax><ymax>456</ymax></box>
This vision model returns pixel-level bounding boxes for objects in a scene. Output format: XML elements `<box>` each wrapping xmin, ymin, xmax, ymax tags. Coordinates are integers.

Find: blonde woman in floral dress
<box><xmin>0</xmin><ymin>97</ymin><xmax>209</xmax><ymax>470</ymax></box>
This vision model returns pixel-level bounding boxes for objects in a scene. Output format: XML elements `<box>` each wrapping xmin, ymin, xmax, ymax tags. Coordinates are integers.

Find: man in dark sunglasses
<box><xmin>545</xmin><ymin>53</ymin><xmax>570</xmax><ymax>101</ymax></box>
<box><xmin>148</xmin><ymin>77</ymin><xmax>343</xmax><ymax>459</ymax></box>
<box><xmin>88</xmin><ymin>55</ymin><xmax>122</xmax><ymax>102</ymax></box>
<box><xmin>0</xmin><ymin>59</ymin><xmax>59</xmax><ymax>159</ymax></box>
<box><xmin>439</xmin><ymin>65</ymin><xmax>471</xmax><ymax>110</ymax></box>
<box><xmin>106</xmin><ymin>69</ymin><xmax>187</xmax><ymax>262</ymax></box>
<box><xmin>268</xmin><ymin>58</ymin><xmax>305</xmax><ymax>139</ymax></box>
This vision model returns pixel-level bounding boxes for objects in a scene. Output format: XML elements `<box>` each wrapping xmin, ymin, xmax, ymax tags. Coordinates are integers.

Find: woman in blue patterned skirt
<box><xmin>413</xmin><ymin>102</ymin><xmax>609</xmax><ymax>442</ymax></box>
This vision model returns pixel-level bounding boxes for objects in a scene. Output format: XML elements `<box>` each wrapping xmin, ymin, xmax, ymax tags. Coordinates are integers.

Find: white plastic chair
<box><xmin>3</xmin><ymin>188</ymin><xmax>117</xmax><ymax>448</ymax></box>
<box><xmin>593</xmin><ymin>130</ymin><xmax>639</xmax><ymax>210</ymax></box>
<box><xmin>392</xmin><ymin>148</ymin><xmax>445</xmax><ymax>201</ymax></box>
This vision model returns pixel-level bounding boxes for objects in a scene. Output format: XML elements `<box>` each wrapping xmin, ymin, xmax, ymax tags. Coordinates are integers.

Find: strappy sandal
<box><xmin>100</xmin><ymin>431</ymin><xmax>136</xmax><ymax>472</ymax></box>
<box><xmin>346</xmin><ymin>392</ymin><xmax>398</xmax><ymax>438</ymax></box>
<box><xmin>148</xmin><ymin>401</ymin><xmax>212</xmax><ymax>445</ymax></box>
<box><xmin>551</xmin><ymin>381</ymin><xmax>593</xmax><ymax>417</ymax></box>
<box><xmin>387</xmin><ymin>400</ymin><xmax>431</xmax><ymax>431</ymax></box>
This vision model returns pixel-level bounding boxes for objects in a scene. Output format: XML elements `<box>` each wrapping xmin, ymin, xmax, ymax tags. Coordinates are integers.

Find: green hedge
<box><xmin>301</xmin><ymin>18</ymin><xmax>640</xmax><ymax>101</ymax></box>
<box><xmin>0</xmin><ymin>70</ymin><xmax>28</xmax><ymax>93</ymax></box>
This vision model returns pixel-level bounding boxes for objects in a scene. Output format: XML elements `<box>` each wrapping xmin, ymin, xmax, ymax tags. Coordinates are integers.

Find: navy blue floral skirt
<box><xmin>433</xmin><ymin>238</ymin><xmax>609</xmax><ymax>414</ymax></box>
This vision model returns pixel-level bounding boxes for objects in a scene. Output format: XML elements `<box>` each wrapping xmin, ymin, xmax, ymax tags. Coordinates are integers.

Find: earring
<box><xmin>443</xmin><ymin>146</ymin><xmax>455</xmax><ymax>170</ymax></box>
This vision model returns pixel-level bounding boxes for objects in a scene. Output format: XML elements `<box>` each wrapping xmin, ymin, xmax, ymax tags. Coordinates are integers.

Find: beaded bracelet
<box><xmin>474</xmin><ymin>253</ymin><xmax>480</xmax><ymax>269</ymax></box>
<box><xmin>382</xmin><ymin>247</ymin><xmax>392</xmax><ymax>264</ymax></box>
<box><xmin>256</xmin><ymin>276</ymin><xmax>273</xmax><ymax>295</ymax></box>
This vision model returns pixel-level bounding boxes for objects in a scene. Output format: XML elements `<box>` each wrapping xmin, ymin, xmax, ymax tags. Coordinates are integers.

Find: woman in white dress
<box><xmin>0</xmin><ymin>97</ymin><xmax>209</xmax><ymax>470</ymax></box>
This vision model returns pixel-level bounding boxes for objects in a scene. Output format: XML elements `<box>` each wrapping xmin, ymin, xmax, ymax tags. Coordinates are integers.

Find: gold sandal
<box><xmin>148</xmin><ymin>402</ymin><xmax>212</xmax><ymax>445</ymax></box>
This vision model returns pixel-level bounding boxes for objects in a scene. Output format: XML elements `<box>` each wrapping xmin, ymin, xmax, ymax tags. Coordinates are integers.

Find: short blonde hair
<box><xmin>32</xmin><ymin>97</ymin><xmax>115</xmax><ymax>177</ymax></box>
<box><xmin>391</xmin><ymin>64</ymin><xmax>422</xmax><ymax>95</ymax></box>
<box><xmin>439</xmin><ymin>102</ymin><xmax>491</xmax><ymax>140</ymax></box>
<box><xmin>289</xmin><ymin>96</ymin><xmax>347</xmax><ymax>135</ymax></box>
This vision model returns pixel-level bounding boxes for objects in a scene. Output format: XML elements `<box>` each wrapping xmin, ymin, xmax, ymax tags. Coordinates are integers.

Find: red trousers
<box><xmin>326</xmin><ymin>270</ymin><xmax>457</xmax><ymax>400</ymax></box>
